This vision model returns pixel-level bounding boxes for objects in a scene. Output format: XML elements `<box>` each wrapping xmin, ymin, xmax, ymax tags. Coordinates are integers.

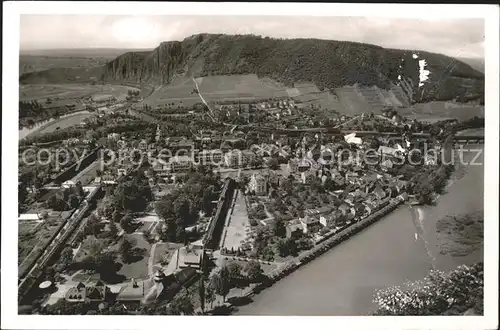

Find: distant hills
<box><xmin>20</xmin><ymin>34</ymin><xmax>484</xmax><ymax>103</ymax></box>
<box><xmin>20</xmin><ymin>48</ymin><xmax>153</xmax><ymax>59</ymax></box>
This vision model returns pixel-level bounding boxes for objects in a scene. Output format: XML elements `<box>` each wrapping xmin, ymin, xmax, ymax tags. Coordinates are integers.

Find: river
<box><xmin>18</xmin><ymin>110</ymin><xmax>90</xmax><ymax>141</ymax></box>
<box><xmin>237</xmin><ymin>144</ymin><xmax>484</xmax><ymax>315</ymax></box>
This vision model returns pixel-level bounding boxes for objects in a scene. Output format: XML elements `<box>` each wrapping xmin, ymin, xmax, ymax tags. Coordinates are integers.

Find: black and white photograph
<box><xmin>2</xmin><ymin>2</ymin><xmax>498</xmax><ymax>330</ymax></box>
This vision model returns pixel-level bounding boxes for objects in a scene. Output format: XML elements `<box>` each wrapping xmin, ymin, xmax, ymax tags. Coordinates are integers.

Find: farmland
<box><xmin>19</xmin><ymin>55</ymin><xmax>109</xmax><ymax>75</ymax></box>
<box><xmin>143</xmin><ymin>74</ymin><xmax>345</xmax><ymax>110</ymax></box>
<box><xmin>19</xmin><ymin>84</ymin><xmax>138</xmax><ymax>102</ymax></box>
<box><xmin>399</xmin><ymin>101</ymin><xmax>484</xmax><ymax>122</ymax></box>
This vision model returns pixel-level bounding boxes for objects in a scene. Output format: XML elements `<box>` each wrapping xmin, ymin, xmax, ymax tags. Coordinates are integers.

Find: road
<box><xmin>18</xmin><ymin>185</ymin><xmax>102</xmax><ymax>299</ymax></box>
<box><xmin>192</xmin><ymin>77</ymin><xmax>216</xmax><ymax>122</ymax></box>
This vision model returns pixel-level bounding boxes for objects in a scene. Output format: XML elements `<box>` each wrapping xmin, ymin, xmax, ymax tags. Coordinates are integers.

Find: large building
<box><xmin>169</xmin><ymin>155</ymin><xmax>193</xmax><ymax>172</ymax></box>
<box><xmin>248</xmin><ymin>173</ymin><xmax>267</xmax><ymax>195</ymax></box>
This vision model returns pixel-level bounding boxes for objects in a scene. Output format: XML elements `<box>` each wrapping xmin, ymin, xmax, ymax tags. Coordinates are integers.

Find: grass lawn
<box><xmin>152</xmin><ymin>242</ymin><xmax>183</xmax><ymax>266</ymax></box>
<box><xmin>114</xmin><ymin>233</ymin><xmax>151</xmax><ymax>279</ymax></box>
<box><xmin>71</xmin><ymin>272</ymin><xmax>101</xmax><ymax>283</ymax></box>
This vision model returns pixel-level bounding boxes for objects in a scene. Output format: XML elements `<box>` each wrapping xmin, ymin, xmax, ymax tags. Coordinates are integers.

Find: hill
<box><xmin>20</xmin><ymin>34</ymin><xmax>484</xmax><ymax>103</ymax></box>
<box><xmin>456</xmin><ymin>57</ymin><xmax>484</xmax><ymax>74</ymax></box>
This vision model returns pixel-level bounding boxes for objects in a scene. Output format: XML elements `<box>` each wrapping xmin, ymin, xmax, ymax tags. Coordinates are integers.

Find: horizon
<box><xmin>20</xmin><ymin>16</ymin><xmax>485</xmax><ymax>59</ymax></box>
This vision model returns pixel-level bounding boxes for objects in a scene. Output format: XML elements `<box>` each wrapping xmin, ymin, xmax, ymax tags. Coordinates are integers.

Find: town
<box><xmin>17</xmin><ymin>91</ymin><xmax>485</xmax><ymax>315</ymax></box>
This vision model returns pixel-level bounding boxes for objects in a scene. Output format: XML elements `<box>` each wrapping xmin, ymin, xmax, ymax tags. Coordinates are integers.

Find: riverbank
<box><xmin>19</xmin><ymin>110</ymin><xmax>91</xmax><ymax>141</ymax></box>
<box><xmin>233</xmin><ymin>145</ymin><xmax>484</xmax><ymax>315</ymax></box>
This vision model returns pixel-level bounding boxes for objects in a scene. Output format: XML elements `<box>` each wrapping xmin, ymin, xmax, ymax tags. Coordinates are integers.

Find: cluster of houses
<box><xmin>64</xmin><ymin>242</ymin><xmax>205</xmax><ymax>306</ymax></box>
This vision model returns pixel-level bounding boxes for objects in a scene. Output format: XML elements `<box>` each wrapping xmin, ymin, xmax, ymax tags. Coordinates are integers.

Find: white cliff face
<box><xmin>412</xmin><ymin>53</ymin><xmax>431</xmax><ymax>87</ymax></box>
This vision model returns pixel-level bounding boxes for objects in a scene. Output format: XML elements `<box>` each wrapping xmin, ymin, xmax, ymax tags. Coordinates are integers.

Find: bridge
<box><xmin>452</xmin><ymin>135</ymin><xmax>484</xmax><ymax>145</ymax></box>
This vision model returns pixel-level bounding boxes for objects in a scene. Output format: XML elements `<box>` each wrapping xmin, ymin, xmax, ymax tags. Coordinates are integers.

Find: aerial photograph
<box><xmin>12</xmin><ymin>12</ymin><xmax>490</xmax><ymax>318</ymax></box>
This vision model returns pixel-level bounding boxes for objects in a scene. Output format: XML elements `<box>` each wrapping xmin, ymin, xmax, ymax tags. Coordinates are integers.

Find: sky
<box><xmin>20</xmin><ymin>15</ymin><xmax>485</xmax><ymax>58</ymax></box>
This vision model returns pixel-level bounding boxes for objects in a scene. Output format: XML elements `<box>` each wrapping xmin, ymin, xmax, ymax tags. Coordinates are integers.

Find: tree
<box><xmin>120</xmin><ymin>213</ymin><xmax>135</xmax><ymax>234</ymax></box>
<box><xmin>273</xmin><ymin>217</ymin><xmax>286</xmax><ymax>238</ymax></box>
<box><xmin>119</xmin><ymin>237</ymin><xmax>133</xmax><ymax>263</ymax></box>
<box><xmin>81</xmin><ymin>235</ymin><xmax>105</xmax><ymax>266</ymax></box>
<box><xmin>373</xmin><ymin>262</ymin><xmax>484</xmax><ymax>316</ymax></box>
<box><xmin>112</xmin><ymin>210</ymin><xmax>121</xmax><ymax>223</ymax></box>
<box><xmin>209</xmin><ymin>265</ymin><xmax>232</xmax><ymax>303</ymax></box>
<box><xmin>227</xmin><ymin>262</ymin><xmax>244</xmax><ymax>294</ymax></box>
<box><xmin>198</xmin><ymin>277</ymin><xmax>205</xmax><ymax>314</ymax></box>
<box><xmin>109</xmin><ymin>221</ymin><xmax>118</xmax><ymax>238</ymax></box>
<box><xmin>60</xmin><ymin>247</ymin><xmax>74</xmax><ymax>266</ymax></box>
<box><xmin>244</xmin><ymin>260</ymin><xmax>264</xmax><ymax>283</ymax></box>
<box><xmin>205</xmin><ymin>284</ymin><xmax>216</xmax><ymax>309</ymax></box>
<box><xmin>267</xmin><ymin>157</ymin><xmax>280</xmax><ymax>170</ymax></box>
<box><xmin>169</xmin><ymin>289</ymin><xmax>194</xmax><ymax>315</ymax></box>
<box><xmin>84</xmin><ymin>213</ymin><xmax>102</xmax><ymax>236</ymax></box>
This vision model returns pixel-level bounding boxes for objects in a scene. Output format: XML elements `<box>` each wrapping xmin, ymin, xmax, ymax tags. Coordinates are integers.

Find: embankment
<box><xmin>245</xmin><ymin>197</ymin><xmax>405</xmax><ymax>294</ymax></box>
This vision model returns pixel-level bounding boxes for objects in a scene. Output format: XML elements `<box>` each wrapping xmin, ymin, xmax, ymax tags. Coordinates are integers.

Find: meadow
<box><xmin>19</xmin><ymin>84</ymin><xmax>138</xmax><ymax>102</ymax></box>
<box><xmin>143</xmin><ymin>74</ymin><xmax>345</xmax><ymax>110</ymax></box>
<box><xmin>19</xmin><ymin>55</ymin><xmax>109</xmax><ymax>75</ymax></box>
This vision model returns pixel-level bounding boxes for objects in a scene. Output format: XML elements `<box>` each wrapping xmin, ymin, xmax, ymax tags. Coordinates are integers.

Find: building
<box><xmin>167</xmin><ymin>243</ymin><xmax>205</xmax><ymax>272</ymax></box>
<box><xmin>241</xmin><ymin>149</ymin><xmax>256</xmax><ymax>167</ymax></box>
<box><xmin>224</xmin><ymin>150</ymin><xmax>242</xmax><ymax>168</ymax></box>
<box><xmin>378</xmin><ymin>146</ymin><xmax>402</xmax><ymax>157</ymax></box>
<box><xmin>344</xmin><ymin>133</ymin><xmax>363</xmax><ymax>145</ymax></box>
<box><xmin>286</xmin><ymin>219</ymin><xmax>304</xmax><ymax>238</ymax></box>
<box><xmin>18</xmin><ymin>213</ymin><xmax>43</xmax><ymax>222</ymax></box>
<box><xmin>138</xmin><ymin>139</ymin><xmax>148</xmax><ymax>151</ymax></box>
<box><xmin>65</xmin><ymin>281</ymin><xmax>109</xmax><ymax>303</ymax></box>
<box><xmin>248</xmin><ymin>173</ymin><xmax>267</xmax><ymax>195</ymax></box>
<box><xmin>319</xmin><ymin>211</ymin><xmax>341</xmax><ymax>228</ymax></box>
<box><xmin>196</xmin><ymin>149</ymin><xmax>224</xmax><ymax>166</ymax></box>
<box><xmin>169</xmin><ymin>155</ymin><xmax>193</xmax><ymax>172</ymax></box>
<box><xmin>116</xmin><ymin>278</ymin><xmax>146</xmax><ymax>304</ymax></box>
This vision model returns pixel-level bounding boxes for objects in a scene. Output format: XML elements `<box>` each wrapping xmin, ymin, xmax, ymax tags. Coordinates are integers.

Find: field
<box><xmin>143</xmin><ymin>74</ymin><xmax>345</xmax><ymax>111</ymax></box>
<box><xmin>19</xmin><ymin>84</ymin><xmax>138</xmax><ymax>102</ymax></box>
<box><xmin>18</xmin><ymin>211</ymin><xmax>72</xmax><ymax>274</ymax></box>
<box><xmin>399</xmin><ymin>101</ymin><xmax>484</xmax><ymax>122</ymax></box>
<box><xmin>19</xmin><ymin>55</ymin><xmax>109</xmax><ymax>74</ymax></box>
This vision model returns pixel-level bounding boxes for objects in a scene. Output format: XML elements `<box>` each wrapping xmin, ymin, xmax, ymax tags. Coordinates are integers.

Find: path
<box><xmin>148</xmin><ymin>242</ymin><xmax>159</xmax><ymax>276</ymax></box>
<box><xmin>192</xmin><ymin>77</ymin><xmax>215</xmax><ymax>122</ymax></box>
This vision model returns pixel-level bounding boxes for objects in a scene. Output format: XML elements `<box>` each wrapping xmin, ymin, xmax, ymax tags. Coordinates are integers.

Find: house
<box><xmin>378</xmin><ymin>146</ymin><xmax>402</xmax><ymax>157</ymax></box>
<box><xmin>339</xmin><ymin>204</ymin><xmax>351</xmax><ymax>217</ymax></box>
<box><xmin>373</xmin><ymin>184</ymin><xmax>387</xmax><ymax>200</ymax></box>
<box><xmin>380</xmin><ymin>159</ymin><xmax>394</xmax><ymax>172</ymax></box>
<box><xmin>116</xmin><ymin>278</ymin><xmax>146</xmax><ymax>304</ymax></box>
<box><xmin>107</xmin><ymin>133</ymin><xmax>121</xmax><ymax>141</ymax></box>
<box><xmin>288</xmin><ymin>159</ymin><xmax>299</xmax><ymax>173</ymax></box>
<box><xmin>138</xmin><ymin>139</ymin><xmax>148</xmax><ymax>151</ymax></box>
<box><xmin>241</xmin><ymin>149</ymin><xmax>256</xmax><ymax>166</ymax></box>
<box><xmin>248</xmin><ymin>173</ymin><xmax>267</xmax><ymax>196</ymax></box>
<box><xmin>286</xmin><ymin>219</ymin><xmax>304</xmax><ymax>238</ymax></box>
<box><xmin>18</xmin><ymin>213</ymin><xmax>42</xmax><ymax>222</ymax></box>
<box><xmin>344</xmin><ymin>133</ymin><xmax>363</xmax><ymax>145</ymax></box>
<box><xmin>224</xmin><ymin>150</ymin><xmax>242</xmax><ymax>168</ymax></box>
<box><xmin>117</xmin><ymin>168</ymin><xmax>127</xmax><ymax>176</ymax></box>
<box><xmin>319</xmin><ymin>211</ymin><xmax>341</xmax><ymax>228</ymax></box>
<box><xmin>169</xmin><ymin>156</ymin><xmax>193</xmax><ymax>172</ymax></box>
<box><xmin>300</xmin><ymin>214</ymin><xmax>323</xmax><ymax>233</ymax></box>
<box><xmin>196</xmin><ymin>150</ymin><xmax>223</xmax><ymax>165</ymax></box>
<box><xmin>177</xmin><ymin>245</ymin><xmax>204</xmax><ymax>270</ymax></box>
<box><xmin>62</xmin><ymin>180</ymin><xmax>76</xmax><ymax>189</ymax></box>
<box><xmin>65</xmin><ymin>281</ymin><xmax>109</xmax><ymax>303</ymax></box>
<box><xmin>298</xmin><ymin>159</ymin><xmax>312</xmax><ymax>172</ymax></box>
